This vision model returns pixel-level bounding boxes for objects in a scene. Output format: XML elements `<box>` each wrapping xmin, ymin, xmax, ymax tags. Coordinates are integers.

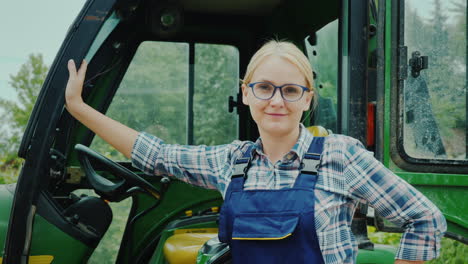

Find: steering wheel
<box><xmin>75</xmin><ymin>144</ymin><xmax>161</xmax><ymax>202</ymax></box>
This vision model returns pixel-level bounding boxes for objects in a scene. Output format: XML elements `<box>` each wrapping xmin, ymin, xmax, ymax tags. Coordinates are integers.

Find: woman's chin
<box><xmin>259</xmin><ymin>122</ymin><xmax>293</xmax><ymax>137</ymax></box>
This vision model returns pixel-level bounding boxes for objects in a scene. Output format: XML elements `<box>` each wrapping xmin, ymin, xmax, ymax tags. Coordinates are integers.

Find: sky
<box><xmin>0</xmin><ymin>0</ymin><xmax>86</xmax><ymax>102</ymax></box>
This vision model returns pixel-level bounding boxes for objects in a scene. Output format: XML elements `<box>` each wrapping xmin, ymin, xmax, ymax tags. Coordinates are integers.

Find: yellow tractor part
<box><xmin>0</xmin><ymin>255</ymin><xmax>53</xmax><ymax>264</ymax></box>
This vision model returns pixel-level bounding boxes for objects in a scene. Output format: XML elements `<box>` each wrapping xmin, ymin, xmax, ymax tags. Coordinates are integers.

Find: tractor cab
<box><xmin>1</xmin><ymin>0</ymin><xmax>467</xmax><ymax>263</ymax></box>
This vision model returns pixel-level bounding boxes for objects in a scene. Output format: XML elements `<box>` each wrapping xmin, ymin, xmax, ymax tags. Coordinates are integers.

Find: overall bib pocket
<box><xmin>231</xmin><ymin>212</ymin><xmax>300</xmax><ymax>240</ymax></box>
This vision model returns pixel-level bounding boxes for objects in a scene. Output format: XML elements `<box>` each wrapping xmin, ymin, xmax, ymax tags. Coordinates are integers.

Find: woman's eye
<box><xmin>257</xmin><ymin>84</ymin><xmax>272</xmax><ymax>90</ymax></box>
<box><xmin>284</xmin><ymin>86</ymin><xmax>300</xmax><ymax>94</ymax></box>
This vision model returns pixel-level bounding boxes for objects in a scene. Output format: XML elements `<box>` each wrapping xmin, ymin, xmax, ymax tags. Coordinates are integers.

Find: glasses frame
<box><xmin>247</xmin><ymin>82</ymin><xmax>310</xmax><ymax>102</ymax></box>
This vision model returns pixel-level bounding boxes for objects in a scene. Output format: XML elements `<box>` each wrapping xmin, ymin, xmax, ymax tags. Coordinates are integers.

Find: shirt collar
<box><xmin>252</xmin><ymin>124</ymin><xmax>314</xmax><ymax>161</ymax></box>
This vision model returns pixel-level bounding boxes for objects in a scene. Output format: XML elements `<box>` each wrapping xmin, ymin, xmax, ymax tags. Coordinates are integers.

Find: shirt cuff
<box><xmin>395</xmin><ymin>230</ymin><xmax>443</xmax><ymax>260</ymax></box>
<box><xmin>131</xmin><ymin>132</ymin><xmax>164</xmax><ymax>175</ymax></box>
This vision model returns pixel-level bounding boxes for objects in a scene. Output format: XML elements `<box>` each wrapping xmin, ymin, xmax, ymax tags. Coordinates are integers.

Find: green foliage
<box><xmin>0</xmin><ymin>167</ymin><xmax>19</xmax><ymax>184</ymax></box>
<box><xmin>0</xmin><ymin>54</ymin><xmax>48</xmax><ymax>178</ymax></box>
<box><xmin>193</xmin><ymin>44</ymin><xmax>238</xmax><ymax>145</ymax></box>
<box><xmin>367</xmin><ymin>226</ymin><xmax>402</xmax><ymax>247</ymax></box>
<box><xmin>368</xmin><ymin>226</ymin><xmax>468</xmax><ymax>263</ymax></box>
<box><xmin>427</xmin><ymin>238</ymin><xmax>468</xmax><ymax>264</ymax></box>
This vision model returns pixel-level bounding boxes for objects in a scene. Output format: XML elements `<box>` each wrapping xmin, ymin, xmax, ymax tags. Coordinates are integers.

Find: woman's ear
<box><xmin>241</xmin><ymin>84</ymin><xmax>249</xmax><ymax>105</ymax></box>
<box><xmin>303</xmin><ymin>90</ymin><xmax>314</xmax><ymax>111</ymax></box>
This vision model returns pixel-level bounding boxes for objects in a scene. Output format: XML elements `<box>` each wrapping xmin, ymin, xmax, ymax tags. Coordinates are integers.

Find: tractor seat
<box><xmin>307</xmin><ymin>125</ymin><xmax>331</xmax><ymax>137</ymax></box>
<box><xmin>163</xmin><ymin>232</ymin><xmax>218</xmax><ymax>264</ymax></box>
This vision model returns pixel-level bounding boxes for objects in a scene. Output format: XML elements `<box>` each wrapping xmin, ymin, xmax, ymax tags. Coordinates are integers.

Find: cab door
<box><xmin>384</xmin><ymin>0</ymin><xmax>468</xmax><ymax>242</ymax></box>
<box><xmin>2</xmin><ymin>1</ymin><xmax>117</xmax><ymax>263</ymax></box>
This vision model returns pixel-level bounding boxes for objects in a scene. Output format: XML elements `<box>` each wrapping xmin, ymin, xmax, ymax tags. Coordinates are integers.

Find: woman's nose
<box><xmin>269</xmin><ymin>88</ymin><xmax>284</xmax><ymax>106</ymax></box>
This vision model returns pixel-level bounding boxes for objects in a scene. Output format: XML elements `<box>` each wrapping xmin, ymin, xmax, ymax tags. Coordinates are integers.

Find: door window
<box><xmin>402</xmin><ymin>0</ymin><xmax>467</xmax><ymax>160</ymax></box>
<box><xmin>90</xmin><ymin>41</ymin><xmax>189</xmax><ymax>160</ymax></box>
<box><xmin>90</xmin><ymin>41</ymin><xmax>239</xmax><ymax>160</ymax></box>
<box><xmin>194</xmin><ymin>44</ymin><xmax>239</xmax><ymax>145</ymax></box>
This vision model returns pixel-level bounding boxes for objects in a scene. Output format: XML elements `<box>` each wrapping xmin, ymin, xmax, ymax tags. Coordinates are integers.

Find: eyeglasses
<box><xmin>247</xmin><ymin>82</ymin><xmax>309</xmax><ymax>102</ymax></box>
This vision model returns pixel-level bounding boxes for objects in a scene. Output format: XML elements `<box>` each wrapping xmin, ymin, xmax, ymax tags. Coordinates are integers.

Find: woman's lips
<box><xmin>266</xmin><ymin>113</ymin><xmax>287</xmax><ymax>116</ymax></box>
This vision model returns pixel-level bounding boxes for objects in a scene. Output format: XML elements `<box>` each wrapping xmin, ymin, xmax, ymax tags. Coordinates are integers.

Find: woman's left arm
<box><xmin>343</xmin><ymin>139</ymin><xmax>446</xmax><ymax>262</ymax></box>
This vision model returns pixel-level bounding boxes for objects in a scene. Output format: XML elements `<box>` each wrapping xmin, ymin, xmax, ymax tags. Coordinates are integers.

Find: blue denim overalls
<box><xmin>218</xmin><ymin>137</ymin><xmax>325</xmax><ymax>264</ymax></box>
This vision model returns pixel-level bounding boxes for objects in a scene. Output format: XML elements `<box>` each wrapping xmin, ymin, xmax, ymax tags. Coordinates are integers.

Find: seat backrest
<box><xmin>306</xmin><ymin>125</ymin><xmax>331</xmax><ymax>137</ymax></box>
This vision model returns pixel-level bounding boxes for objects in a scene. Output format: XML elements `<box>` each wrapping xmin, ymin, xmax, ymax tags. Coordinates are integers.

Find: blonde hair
<box><xmin>242</xmin><ymin>40</ymin><xmax>316</xmax><ymax>110</ymax></box>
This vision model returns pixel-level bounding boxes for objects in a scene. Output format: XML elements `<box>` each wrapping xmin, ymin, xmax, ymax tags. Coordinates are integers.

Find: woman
<box><xmin>65</xmin><ymin>40</ymin><xmax>446</xmax><ymax>264</ymax></box>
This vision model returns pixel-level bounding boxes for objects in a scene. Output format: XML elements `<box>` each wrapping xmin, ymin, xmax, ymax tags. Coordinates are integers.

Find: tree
<box><xmin>0</xmin><ymin>54</ymin><xmax>48</xmax><ymax>170</ymax></box>
<box><xmin>193</xmin><ymin>44</ymin><xmax>239</xmax><ymax>146</ymax></box>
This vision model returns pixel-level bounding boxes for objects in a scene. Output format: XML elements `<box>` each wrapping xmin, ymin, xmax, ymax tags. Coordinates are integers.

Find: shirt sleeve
<box><xmin>131</xmin><ymin>132</ymin><xmax>243</xmax><ymax>191</ymax></box>
<box><xmin>342</xmin><ymin>139</ymin><xmax>447</xmax><ymax>261</ymax></box>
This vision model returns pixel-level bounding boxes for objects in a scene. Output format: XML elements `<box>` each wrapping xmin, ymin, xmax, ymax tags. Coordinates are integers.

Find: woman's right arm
<box><xmin>65</xmin><ymin>59</ymin><xmax>138</xmax><ymax>158</ymax></box>
<box><xmin>66</xmin><ymin>59</ymin><xmax>246</xmax><ymax>192</ymax></box>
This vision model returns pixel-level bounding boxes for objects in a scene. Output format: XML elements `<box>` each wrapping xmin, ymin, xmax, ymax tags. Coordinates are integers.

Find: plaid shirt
<box><xmin>131</xmin><ymin>124</ymin><xmax>446</xmax><ymax>263</ymax></box>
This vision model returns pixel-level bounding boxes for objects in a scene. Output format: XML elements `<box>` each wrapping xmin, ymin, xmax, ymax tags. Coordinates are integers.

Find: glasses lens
<box><xmin>253</xmin><ymin>83</ymin><xmax>275</xmax><ymax>99</ymax></box>
<box><xmin>281</xmin><ymin>85</ymin><xmax>303</xmax><ymax>101</ymax></box>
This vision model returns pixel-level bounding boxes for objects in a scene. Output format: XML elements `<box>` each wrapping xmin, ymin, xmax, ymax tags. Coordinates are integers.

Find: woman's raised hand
<box><xmin>65</xmin><ymin>59</ymin><xmax>87</xmax><ymax>112</ymax></box>
<box><xmin>63</xmin><ymin>59</ymin><xmax>138</xmax><ymax>158</ymax></box>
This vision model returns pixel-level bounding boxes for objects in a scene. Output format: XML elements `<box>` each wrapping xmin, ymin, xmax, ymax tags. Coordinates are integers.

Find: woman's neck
<box><xmin>259</xmin><ymin>126</ymin><xmax>300</xmax><ymax>163</ymax></box>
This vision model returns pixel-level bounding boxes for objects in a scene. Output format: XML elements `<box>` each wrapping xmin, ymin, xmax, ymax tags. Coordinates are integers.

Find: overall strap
<box><xmin>227</xmin><ymin>144</ymin><xmax>254</xmax><ymax>192</ymax></box>
<box><xmin>302</xmin><ymin>137</ymin><xmax>325</xmax><ymax>173</ymax></box>
<box><xmin>294</xmin><ymin>137</ymin><xmax>326</xmax><ymax>188</ymax></box>
<box><xmin>232</xmin><ymin>144</ymin><xmax>254</xmax><ymax>177</ymax></box>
